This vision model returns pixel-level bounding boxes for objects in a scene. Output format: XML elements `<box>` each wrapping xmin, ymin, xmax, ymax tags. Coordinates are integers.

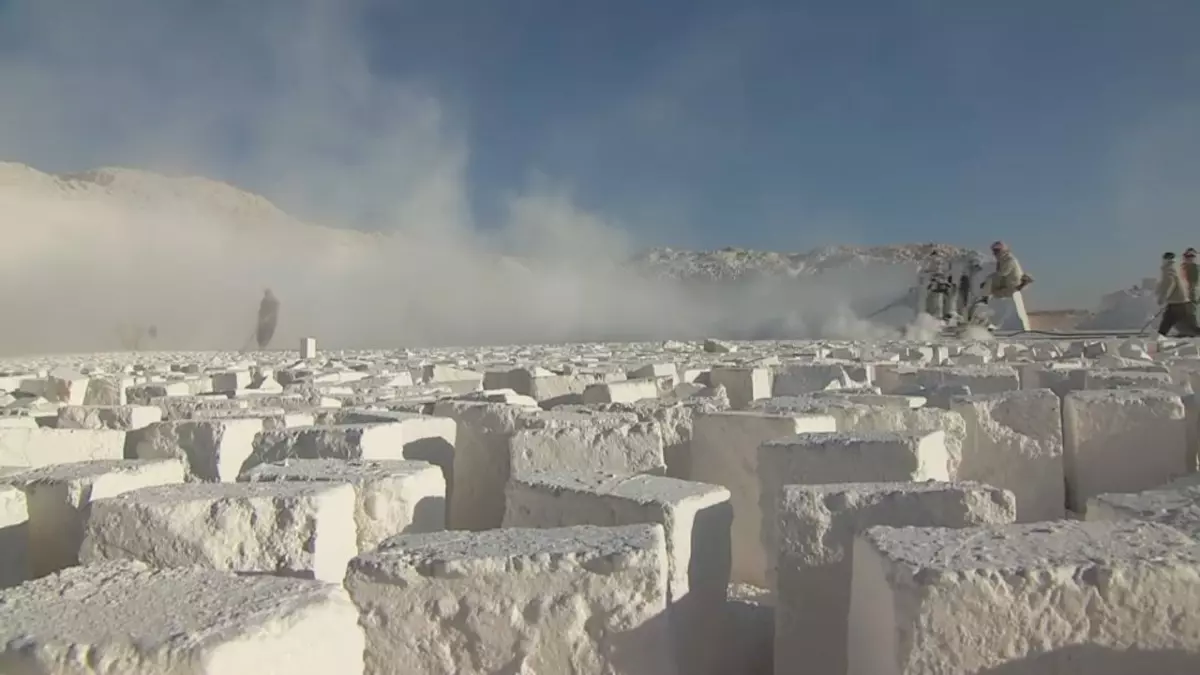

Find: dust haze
<box><xmin>0</xmin><ymin>0</ymin><xmax>923</xmax><ymax>356</ymax></box>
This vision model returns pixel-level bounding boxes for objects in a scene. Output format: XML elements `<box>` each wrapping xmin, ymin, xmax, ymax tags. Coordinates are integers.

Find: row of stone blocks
<box><xmin>5</xmin><ymin>459</ymin><xmax>1200</xmax><ymax>674</ymax></box>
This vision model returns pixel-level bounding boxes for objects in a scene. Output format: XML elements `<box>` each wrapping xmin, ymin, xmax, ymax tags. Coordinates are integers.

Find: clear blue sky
<box><xmin>2</xmin><ymin>0</ymin><xmax>1200</xmax><ymax>308</ymax></box>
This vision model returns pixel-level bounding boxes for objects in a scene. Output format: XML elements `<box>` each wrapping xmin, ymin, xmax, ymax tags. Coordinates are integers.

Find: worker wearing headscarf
<box><xmin>1157</xmin><ymin>252</ymin><xmax>1198</xmax><ymax>336</ymax></box>
<box><xmin>973</xmin><ymin>241</ymin><xmax>1033</xmax><ymax>330</ymax></box>
<box><xmin>256</xmin><ymin>289</ymin><xmax>280</xmax><ymax>350</ymax></box>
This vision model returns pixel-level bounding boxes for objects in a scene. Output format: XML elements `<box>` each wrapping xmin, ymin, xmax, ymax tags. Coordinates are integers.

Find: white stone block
<box><xmin>2</xmin><ymin>459</ymin><xmax>185</xmax><ymax>577</ymax></box>
<box><xmin>0</xmin><ymin>428</ymin><xmax>125</xmax><ymax>469</ymax></box>
<box><xmin>1086</xmin><ymin>484</ymin><xmax>1200</xmax><ymax>539</ymax></box>
<box><xmin>581</xmin><ymin>377</ymin><xmax>659</xmax><ymax>404</ymax></box>
<box><xmin>710</xmin><ymin>367</ymin><xmax>773</xmax><ymax>409</ymax></box>
<box><xmin>848</xmin><ymin>521</ymin><xmax>1200</xmax><ymax>674</ymax></box>
<box><xmin>210</xmin><ymin>370</ymin><xmax>252</xmax><ymax>392</ymax></box>
<box><xmin>504</xmin><ymin>470</ymin><xmax>732</xmax><ymax>675</ymax></box>
<box><xmin>951</xmin><ymin>389</ymin><xmax>1066</xmax><ymax>521</ymax></box>
<box><xmin>81</xmin><ymin>481</ymin><xmax>357</xmax><ymax>583</ymax></box>
<box><xmin>241</xmin><ymin>459</ymin><xmax>445</xmax><ymax>552</ymax></box>
<box><xmin>1064</xmin><ymin>389</ymin><xmax>1189</xmax><ymax>512</ymax></box>
<box><xmin>344</xmin><ymin>524</ymin><xmax>675</xmax><ymax>675</ymax></box>
<box><xmin>758</xmin><ymin>431</ymin><xmax>951</xmax><ymax>589</ymax></box>
<box><xmin>773</xmin><ymin>363</ymin><xmax>871</xmax><ymax>395</ymax></box>
<box><xmin>0</xmin><ymin>484</ymin><xmax>28</xmax><ymax>588</ymax></box>
<box><xmin>509</xmin><ymin>421</ymin><xmax>665</xmax><ymax>479</ymax></box>
<box><xmin>300</xmin><ymin>337</ymin><xmax>318</xmax><ymax>359</ymax></box>
<box><xmin>56</xmin><ymin>404</ymin><xmax>162</xmax><ymax>431</ymax></box>
<box><xmin>0</xmin><ymin>561</ymin><xmax>364</xmax><ymax>674</ymax></box>
<box><xmin>133</xmin><ymin>418</ymin><xmax>264</xmax><ymax>482</ymax></box>
<box><xmin>249</xmin><ymin>415</ymin><xmax>456</xmax><ymax>500</ymax></box>
<box><xmin>691</xmin><ymin>411</ymin><xmax>837</xmax><ymax>586</ymax></box>
<box><xmin>776</xmin><ymin>481</ymin><xmax>1015</xmax><ymax>675</ymax></box>
<box><xmin>126</xmin><ymin>380</ymin><xmax>192</xmax><ymax>404</ymax></box>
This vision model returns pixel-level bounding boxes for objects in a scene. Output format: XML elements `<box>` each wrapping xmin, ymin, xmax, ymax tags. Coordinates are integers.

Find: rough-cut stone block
<box><xmin>344</xmin><ymin>525</ymin><xmax>675</xmax><ymax>675</ymax></box>
<box><xmin>758</xmin><ymin>431</ymin><xmax>951</xmax><ymax>589</ymax></box>
<box><xmin>0</xmin><ymin>484</ymin><xmax>28</xmax><ymax>588</ymax></box>
<box><xmin>773</xmin><ymin>363</ymin><xmax>871</xmax><ymax>395</ymax></box>
<box><xmin>0</xmin><ymin>561</ymin><xmax>364</xmax><ymax>674</ymax></box>
<box><xmin>710</xmin><ymin>367</ymin><xmax>772</xmax><ymax>409</ymax></box>
<box><xmin>81</xmin><ymin>481</ymin><xmax>357</xmax><ymax>583</ymax></box>
<box><xmin>248</xmin><ymin>416</ymin><xmax>455</xmax><ymax>496</ymax></box>
<box><xmin>241</xmin><ymin>459</ymin><xmax>445</xmax><ymax>552</ymax></box>
<box><xmin>0</xmin><ymin>428</ymin><xmax>125</xmax><ymax>468</ymax></box>
<box><xmin>581</xmin><ymin>378</ymin><xmax>659</xmax><ymax>404</ymax></box>
<box><xmin>300</xmin><ymin>337</ymin><xmax>318</xmax><ymax>359</ymax></box>
<box><xmin>776</xmin><ymin>481</ymin><xmax>1016</xmax><ymax>675</ymax></box>
<box><xmin>56</xmin><ymin>404</ymin><xmax>162</xmax><ymax>431</ymax></box>
<box><xmin>504</xmin><ymin>470</ymin><xmax>731</xmax><ymax>675</ymax></box>
<box><xmin>848</xmin><ymin>521</ymin><xmax>1200</xmax><ymax>674</ymax></box>
<box><xmin>691</xmin><ymin>411</ymin><xmax>837</xmax><ymax>586</ymax></box>
<box><xmin>1063</xmin><ymin>389</ymin><xmax>1189</xmax><ymax>512</ymax></box>
<box><xmin>1086</xmin><ymin>484</ymin><xmax>1200</xmax><ymax>539</ymax></box>
<box><xmin>133</xmin><ymin>418</ymin><xmax>264</xmax><ymax>482</ymax></box>
<box><xmin>509</xmin><ymin>421</ymin><xmax>665</xmax><ymax>478</ymax></box>
<box><xmin>2</xmin><ymin>459</ymin><xmax>185</xmax><ymax>577</ymax></box>
<box><xmin>951</xmin><ymin>389</ymin><xmax>1066</xmax><ymax>521</ymax></box>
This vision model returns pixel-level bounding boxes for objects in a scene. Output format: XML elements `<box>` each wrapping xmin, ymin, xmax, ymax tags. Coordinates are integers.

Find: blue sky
<box><xmin>2</xmin><ymin>0</ymin><xmax>1200</xmax><ymax>307</ymax></box>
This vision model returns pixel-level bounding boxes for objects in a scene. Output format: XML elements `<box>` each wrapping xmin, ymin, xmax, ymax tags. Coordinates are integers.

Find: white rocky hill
<box><xmin>0</xmin><ymin>162</ymin><xmax>1033</xmax><ymax>353</ymax></box>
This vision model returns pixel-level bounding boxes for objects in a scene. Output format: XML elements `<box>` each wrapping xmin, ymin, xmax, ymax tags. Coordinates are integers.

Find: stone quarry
<box><xmin>3</xmin><ymin>334</ymin><xmax>1200</xmax><ymax>674</ymax></box>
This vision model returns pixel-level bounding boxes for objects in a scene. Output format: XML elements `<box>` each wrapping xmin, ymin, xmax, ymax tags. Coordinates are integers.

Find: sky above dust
<box><xmin>0</xmin><ymin>0</ymin><xmax>1198</xmax><ymax>351</ymax></box>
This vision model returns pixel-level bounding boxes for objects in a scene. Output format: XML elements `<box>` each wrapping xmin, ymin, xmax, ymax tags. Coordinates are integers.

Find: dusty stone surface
<box><xmin>776</xmin><ymin>481</ymin><xmax>1016</xmax><ymax>675</ymax></box>
<box><xmin>0</xmin><ymin>560</ymin><xmax>364</xmax><ymax>674</ymax></box>
<box><xmin>80</xmin><ymin>481</ymin><xmax>357</xmax><ymax>583</ymax></box>
<box><xmin>0</xmin><ymin>484</ymin><xmax>28</xmax><ymax>588</ymax></box>
<box><xmin>241</xmin><ymin>458</ymin><xmax>446</xmax><ymax>551</ymax></box>
<box><xmin>849</xmin><ymin>520</ymin><xmax>1200</xmax><ymax>674</ymax></box>
<box><xmin>1</xmin><ymin>459</ymin><xmax>185</xmax><ymax>576</ymax></box>
<box><xmin>951</xmin><ymin>388</ymin><xmax>1066</xmax><ymax>521</ymax></box>
<box><xmin>344</xmin><ymin>524</ymin><xmax>675</xmax><ymax>675</ymax></box>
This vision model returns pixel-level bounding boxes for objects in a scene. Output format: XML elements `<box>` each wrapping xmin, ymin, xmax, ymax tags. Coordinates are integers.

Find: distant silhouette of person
<box><xmin>256</xmin><ymin>289</ymin><xmax>279</xmax><ymax>350</ymax></box>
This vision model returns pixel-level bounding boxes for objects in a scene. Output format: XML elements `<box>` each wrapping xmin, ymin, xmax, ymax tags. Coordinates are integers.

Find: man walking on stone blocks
<box><xmin>1183</xmin><ymin>248</ymin><xmax>1199</xmax><ymax>322</ymax></box>
<box><xmin>1156</xmin><ymin>252</ymin><xmax>1199</xmax><ymax>337</ymax></box>
<box><xmin>256</xmin><ymin>288</ymin><xmax>280</xmax><ymax>350</ymax></box>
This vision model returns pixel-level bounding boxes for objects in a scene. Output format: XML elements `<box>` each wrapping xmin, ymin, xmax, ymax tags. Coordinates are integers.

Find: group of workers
<box><xmin>918</xmin><ymin>240</ymin><xmax>1033</xmax><ymax>330</ymax></box>
<box><xmin>1157</xmin><ymin>248</ymin><xmax>1200</xmax><ymax>336</ymax></box>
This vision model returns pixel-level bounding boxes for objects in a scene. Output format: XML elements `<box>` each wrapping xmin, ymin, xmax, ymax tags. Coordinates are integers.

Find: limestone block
<box><xmin>241</xmin><ymin>459</ymin><xmax>445</xmax><ymax>552</ymax></box>
<box><xmin>81</xmin><ymin>482</ymin><xmax>357</xmax><ymax>583</ymax></box>
<box><xmin>133</xmin><ymin>418</ymin><xmax>264</xmax><ymax>482</ymax></box>
<box><xmin>126</xmin><ymin>380</ymin><xmax>192</xmax><ymax>404</ymax></box>
<box><xmin>56</xmin><ymin>404</ymin><xmax>162</xmax><ymax>431</ymax></box>
<box><xmin>344</xmin><ymin>524</ymin><xmax>675</xmax><ymax>675</ymax></box>
<box><xmin>758</xmin><ymin>431</ymin><xmax>951</xmax><ymax>589</ymax></box>
<box><xmin>581</xmin><ymin>377</ymin><xmax>659</xmax><ymax>404</ymax></box>
<box><xmin>509</xmin><ymin>420</ymin><xmax>665</xmax><ymax>479</ymax></box>
<box><xmin>0</xmin><ymin>416</ymin><xmax>37</xmax><ymax>428</ymax></box>
<box><xmin>951</xmin><ymin>389</ymin><xmax>1066</xmax><ymax>521</ymax></box>
<box><xmin>42</xmin><ymin>368</ymin><xmax>89</xmax><ymax>405</ymax></box>
<box><xmin>1086</xmin><ymin>484</ymin><xmax>1200</xmax><ymax>539</ymax></box>
<box><xmin>1064</xmin><ymin>389</ymin><xmax>1189</xmax><ymax>512</ymax></box>
<box><xmin>1086</xmin><ymin>368</ymin><xmax>1176</xmax><ymax>391</ymax></box>
<box><xmin>250</xmin><ymin>414</ymin><xmax>455</xmax><ymax>495</ymax></box>
<box><xmin>691</xmin><ymin>411</ymin><xmax>837</xmax><ymax>586</ymax></box>
<box><xmin>773</xmin><ymin>363</ymin><xmax>871</xmax><ymax>395</ymax></box>
<box><xmin>151</xmin><ymin>394</ymin><xmax>251</xmax><ymax>420</ymax></box>
<box><xmin>0</xmin><ymin>428</ymin><xmax>125</xmax><ymax>468</ymax></box>
<box><xmin>848</xmin><ymin>521</ymin><xmax>1200</xmax><ymax>675</ymax></box>
<box><xmin>629</xmin><ymin>363</ymin><xmax>679</xmax><ymax>382</ymax></box>
<box><xmin>300</xmin><ymin>337</ymin><xmax>318</xmax><ymax>359</ymax></box>
<box><xmin>2</xmin><ymin>459</ymin><xmax>185</xmax><ymax>577</ymax></box>
<box><xmin>421</xmin><ymin>364</ymin><xmax>483</xmax><ymax>393</ymax></box>
<box><xmin>776</xmin><ymin>481</ymin><xmax>1016</xmax><ymax>675</ymax></box>
<box><xmin>210</xmin><ymin>370</ymin><xmax>252</xmax><ymax>393</ymax></box>
<box><xmin>0</xmin><ymin>561</ymin><xmax>364</xmax><ymax>674</ymax></box>
<box><xmin>0</xmin><ymin>484</ymin><xmax>28</xmax><ymax>588</ymax></box>
<box><xmin>876</xmin><ymin>365</ymin><xmax>1019</xmax><ymax>396</ymax></box>
<box><xmin>709</xmin><ymin>366</ymin><xmax>773</xmax><ymax>409</ymax></box>
<box><xmin>504</xmin><ymin>470</ymin><xmax>731</xmax><ymax>675</ymax></box>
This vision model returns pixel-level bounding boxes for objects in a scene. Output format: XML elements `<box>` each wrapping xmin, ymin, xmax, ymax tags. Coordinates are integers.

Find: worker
<box><xmin>975</xmin><ymin>241</ymin><xmax>1033</xmax><ymax>330</ymax></box>
<box><xmin>1183</xmin><ymin>248</ymin><xmax>1199</xmax><ymax>316</ymax></box>
<box><xmin>256</xmin><ymin>289</ymin><xmax>280</xmax><ymax>350</ymax></box>
<box><xmin>1156</xmin><ymin>252</ymin><xmax>1199</xmax><ymax>337</ymax></box>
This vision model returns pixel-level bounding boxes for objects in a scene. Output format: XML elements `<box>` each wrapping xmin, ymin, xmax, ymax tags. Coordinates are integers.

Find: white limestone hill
<box><xmin>0</xmin><ymin>161</ymin><xmax>985</xmax><ymax>353</ymax></box>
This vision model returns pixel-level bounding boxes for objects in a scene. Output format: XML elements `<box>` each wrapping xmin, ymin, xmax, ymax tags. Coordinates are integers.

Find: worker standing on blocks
<box><xmin>256</xmin><ymin>289</ymin><xmax>280</xmax><ymax>350</ymax></box>
<box><xmin>1156</xmin><ymin>252</ymin><xmax>1199</xmax><ymax>337</ymax></box>
<box><xmin>974</xmin><ymin>241</ymin><xmax>1033</xmax><ymax>331</ymax></box>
